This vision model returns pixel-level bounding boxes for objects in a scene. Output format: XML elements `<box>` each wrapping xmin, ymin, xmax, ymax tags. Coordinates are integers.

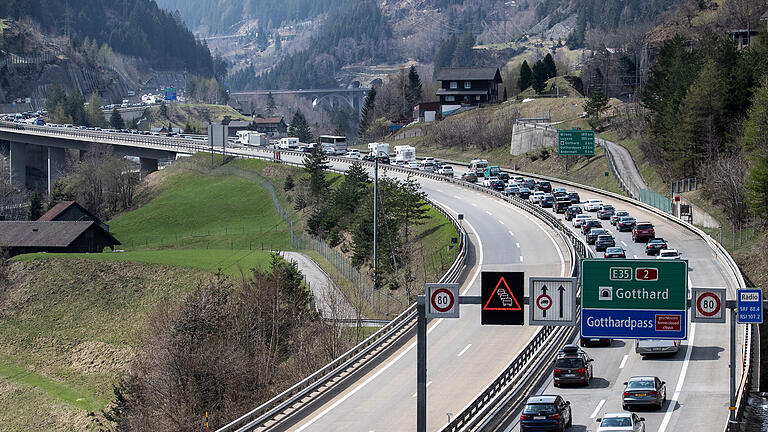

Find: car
<box><xmin>482</xmin><ymin>176</ymin><xmax>498</xmax><ymax>188</ymax></box>
<box><xmin>540</xmin><ymin>194</ymin><xmax>555</xmax><ymax>208</ymax></box>
<box><xmin>553</xmin><ymin>190</ymin><xmax>569</xmax><ymax>201</ymax></box>
<box><xmin>490</xmin><ymin>179</ymin><xmax>505</xmax><ymax>191</ymax></box>
<box><xmin>377</xmin><ymin>155</ymin><xmax>391</xmax><ymax>164</ymax></box>
<box><xmin>498</xmin><ymin>172</ymin><xmax>510</xmax><ymax>181</ymax></box>
<box><xmin>635</xmin><ymin>339</ymin><xmax>679</xmax><ymax>356</ymax></box>
<box><xmin>582</xmin><ymin>219</ymin><xmax>603</xmax><ymax>235</ymax></box>
<box><xmin>537</xmin><ymin>181</ymin><xmax>552</xmax><ymax>193</ymax></box>
<box><xmin>657</xmin><ymin>249</ymin><xmax>682</xmax><ymax>259</ymax></box>
<box><xmin>513</xmin><ymin>176</ymin><xmax>525</xmax><ymax>184</ymax></box>
<box><xmin>520</xmin><ymin>395</ymin><xmax>572</xmax><ymax>432</ymax></box>
<box><xmin>587</xmin><ymin>228</ymin><xmax>608</xmax><ymax>244</ymax></box>
<box><xmin>518</xmin><ymin>187</ymin><xmax>532</xmax><ymax>199</ymax></box>
<box><xmin>604</xmin><ymin>246</ymin><xmax>626</xmax><ymax>258</ymax></box>
<box><xmin>622</xmin><ymin>376</ymin><xmax>667</xmax><ymax>410</ymax></box>
<box><xmin>573</xmin><ymin>214</ymin><xmax>591</xmax><ymax>227</ymax></box>
<box><xmin>595</xmin><ymin>234</ymin><xmax>616</xmax><ymax>251</ymax></box>
<box><xmin>555</xmin><ymin>199</ymin><xmax>571</xmax><ymax>214</ymax></box>
<box><xmin>617</xmin><ymin>216</ymin><xmax>636</xmax><ymax>232</ymax></box>
<box><xmin>611</xmin><ymin>210</ymin><xmax>630</xmax><ymax>225</ymax></box>
<box><xmin>438</xmin><ymin>165</ymin><xmax>454</xmax><ymax>176</ymax></box>
<box><xmin>345</xmin><ymin>150</ymin><xmax>361</xmax><ymax>159</ymax></box>
<box><xmin>530</xmin><ymin>191</ymin><xmax>546</xmax><ymax>204</ymax></box>
<box><xmin>407</xmin><ymin>161</ymin><xmax>421</xmax><ymax>169</ymax></box>
<box><xmin>461</xmin><ymin>172</ymin><xmax>478</xmax><ymax>183</ymax></box>
<box><xmin>596</xmin><ymin>413</ymin><xmax>646</xmax><ymax>432</ymax></box>
<box><xmin>632</xmin><ymin>222</ymin><xmax>655</xmax><ymax>242</ymax></box>
<box><xmin>645</xmin><ymin>238</ymin><xmax>668</xmax><ymax>255</ymax></box>
<box><xmin>524</xmin><ymin>179</ymin><xmax>537</xmax><ymax>190</ymax></box>
<box><xmin>585</xmin><ymin>199</ymin><xmax>603</xmax><ymax>211</ymax></box>
<box><xmin>598</xmin><ymin>205</ymin><xmax>616</xmax><ymax>220</ymax></box>
<box><xmin>568</xmin><ymin>191</ymin><xmax>581</xmax><ymax>204</ymax></box>
<box><xmin>553</xmin><ymin>344</ymin><xmax>593</xmax><ymax>386</ymax></box>
<box><xmin>565</xmin><ymin>205</ymin><xmax>583</xmax><ymax>221</ymax></box>
<box><xmin>553</xmin><ymin>187</ymin><xmax>567</xmax><ymax>194</ymax></box>
<box><xmin>505</xmin><ymin>185</ymin><xmax>520</xmax><ymax>196</ymax></box>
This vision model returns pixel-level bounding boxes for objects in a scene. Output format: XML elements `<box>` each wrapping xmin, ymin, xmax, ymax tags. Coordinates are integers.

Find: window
<box><xmin>450</xmin><ymin>81</ymin><xmax>457</xmax><ymax>89</ymax></box>
<box><xmin>476</xmin><ymin>95</ymin><xmax>481</xmax><ymax>100</ymax></box>
<box><xmin>445</xmin><ymin>95</ymin><xmax>455</xmax><ymax>102</ymax></box>
<box><xmin>464</xmin><ymin>81</ymin><xmax>471</xmax><ymax>89</ymax></box>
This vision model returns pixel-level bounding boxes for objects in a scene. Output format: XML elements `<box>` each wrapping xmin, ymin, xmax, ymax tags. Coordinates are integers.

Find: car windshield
<box><xmin>628</xmin><ymin>379</ymin><xmax>655</xmax><ymax>389</ymax></box>
<box><xmin>616</xmin><ymin>211</ymin><xmax>628</xmax><ymax>216</ymax></box>
<box><xmin>555</xmin><ymin>358</ymin><xmax>584</xmax><ymax>368</ymax></box>
<box><xmin>590</xmin><ymin>229</ymin><xmax>606</xmax><ymax>235</ymax></box>
<box><xmin>661</xmin><ymin>251</ymin><xmax>677</xmax><ymax>257</ymax></box>
<box><xmin>636</xmin><ymin>224</ymin><xmax>653</xmax><ymax>229</ymax></box>
<box><xmin>524</xmin><ymin>403</ymin><xmax>556</xmax><ymax>414</ymax></box>
<box><xmin>606</xmin><ymin>247</ymin><xmax>622</xmax><ymax>253</ymax></box>
<box><xmin>621</xmin><ymin>217</ymin><xmax>635</xmax><ymax>222</ymax></box>
<box><xmin>601</xmin><ymin>417</ymin><xmax>632</xmax><ymax>427</ymax></box>
<box><xmin>597</xmin><ymin>235</ymin><xmax>612</xmax><ymax>241</ymax></box>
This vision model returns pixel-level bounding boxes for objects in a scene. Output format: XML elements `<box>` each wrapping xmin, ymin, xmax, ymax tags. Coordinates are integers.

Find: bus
<box><xmin>470</xmin><ymin>159</ymin><xmax>489</xmax><ymax>177</ymax></box>
<box><xmin>318</xmin><ymin>135</ymin><xmax>347</xmax><ymax>155</ymax></box>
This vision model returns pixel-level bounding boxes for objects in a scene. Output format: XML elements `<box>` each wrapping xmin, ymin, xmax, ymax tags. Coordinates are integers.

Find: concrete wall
<box><xmin>509</xmin><ymin>123</ymin><xmax>557</xmax><ymax>155</ymax></box>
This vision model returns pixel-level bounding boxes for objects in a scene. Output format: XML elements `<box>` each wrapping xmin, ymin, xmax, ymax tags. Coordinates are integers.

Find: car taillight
<box><xmin>623</xmin><ymin>392</ymin><xmax>630</xmax><ymax>396</ymax></box>
<box><xmin>554</xmin><ymin>369</ymin><xmax>562</xmax><ymax>374</ymax></box>
<box><xmin>577</xmin><ymin>368</ymin><xmax>586</xmax><ymax>373</ymax></box>
<box><xmin>548</xmin><ymin>414</ymin><xmax>560</xmax><ymax>420</ymax></box>
<box><xmin>648</xmin><ymin>391</ymin><xmax>658</xmax><ymax>396</ymax></box>
<box><xmin>521</xmin><ymin>414</ymin><xmax>533</xmax><ymax>420</ymax></box>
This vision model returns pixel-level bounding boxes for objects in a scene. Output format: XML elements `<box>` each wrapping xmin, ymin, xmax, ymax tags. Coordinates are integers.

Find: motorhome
<box><xmin>236</xmin><ymin>130</ymin><xmax>267</xmax><ymax>146</ymax></box>
<box><xmin>394</xmin><ymin>145</ymin><xmax>416</xmax><ymax>163</ymax></box>
<box><xmin>278</xmin><ymin>137</ymin><xmax>300</xmax><ymax>149</ymax></box>
<box><xmin>368</xmin><ymin>142</ymin><xmax>390</xmax><ymax>157</ymax></box>
<box><xmin>470</xmin><ymin>159</ymin><xmax>489</xmax><ymax>177</ymax></box>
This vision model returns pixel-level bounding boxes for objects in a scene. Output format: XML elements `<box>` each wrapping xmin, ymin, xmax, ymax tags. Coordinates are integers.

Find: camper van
<box><xmin>236</xmin><ymin>130</ymin><xmax>267</xmax><ymax>146</ymax></box>
<box><xmin>368</xmin><ymin>142</ymin><xmax>390</xmax><ymax>158</ymax></box>
<box><xmin>278</xmin><ymin>137</ymin><xmax>300</xmax><ymax>150</ymax></box>
<box><xmin>394</xmin><ymin>145</ymin><xmax>416</xmax><ymax>164</ymax></box>
<box><xmin>470</xmin><ymin>159</ymin><xmax>489</xmax><ymax>177</ymax></box>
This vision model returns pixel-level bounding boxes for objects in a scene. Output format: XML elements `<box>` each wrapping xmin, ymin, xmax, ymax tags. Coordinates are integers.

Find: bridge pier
<box><xmin>140</xmin><ymin>157</ymin><xmax>158</xmax><ymax>173</ymax></box>
<box><xmin>47</xmin><ymin>146</ymin><xmax>65</xmax><ymax>195</ymax></box>
<box><xmin>9</xmin><ymin>142</ymin><xmax>25</xmax><ymax>188</ymax></box>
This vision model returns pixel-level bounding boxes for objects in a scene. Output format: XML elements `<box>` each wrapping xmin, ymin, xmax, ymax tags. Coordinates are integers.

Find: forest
<box><xmin>0</xmin><ymin>0</ymin><xmax>214</xmax><ymax>75</ymax></box>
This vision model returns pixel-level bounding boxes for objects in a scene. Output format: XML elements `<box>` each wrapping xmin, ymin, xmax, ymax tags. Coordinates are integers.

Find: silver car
<box><xmin>622</xmin><ymin>376</ymin><xmax>666</xmax><ymax>410</ymax></box>
<box><xmin>596</xmin><ymin>413</ymin><xmax>646</xmax><ymax>432</ymax></box>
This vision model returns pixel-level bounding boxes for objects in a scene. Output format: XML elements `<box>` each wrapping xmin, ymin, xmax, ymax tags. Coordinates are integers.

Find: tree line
<box><xmin>359</xmin><ymin>65</ymin><xmax>423</xmax><ymax>139</ymax></box>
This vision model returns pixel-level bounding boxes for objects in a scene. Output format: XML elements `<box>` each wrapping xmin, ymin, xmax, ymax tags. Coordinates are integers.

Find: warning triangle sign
<box><xmin>483</xmin><ymin>276</ymin><xmax>523</xmax><ymax>311</ymax></box>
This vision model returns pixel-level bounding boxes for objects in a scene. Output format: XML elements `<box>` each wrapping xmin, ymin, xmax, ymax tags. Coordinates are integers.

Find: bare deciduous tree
<box><xmin>701</xmin><ymin>153</ymin><xmax>749</xmax><ymax>225</ymax></box>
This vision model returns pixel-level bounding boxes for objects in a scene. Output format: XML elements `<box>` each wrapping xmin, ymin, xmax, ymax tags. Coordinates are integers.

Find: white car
<box><xmin>585</xmin><ymin>199</ymin><xmax>603</xmax><ymax>211</ymax></box>
<box><xmin>529</xmin><ymin>191</ymin><xmax>546</xmax><ymax>203</ymax></box>
<box><xmin>596</xmin><ymin>413</ymin><xmax>646</xmax><ymax>432</ymax></box>
<box><xmin>657</xmin><ymin>249</ymin><xmax>682</xmax><ymax>260</ymax></box>
<box><xmin>572</xmin><ymin>214</ymin><xmax>592</xmax><ymax>227</ymax></box>
<box><xmin>406</xmin><ymin>161</ymin><xmax>420</xmax><ymax>169</ymax></box>
<box><xmin>345</xmin><ymin>150</ymin><xmax>361</xmax><ymax>159</ymax></box>
<box><xmin>482</xmin><ymin>176</ymin><xmax>499</xmax><ymax>188</ymax></box>
<box><xmin>438</xmin><ymin>165</ymin><xmax>454</xmax><ymax>176</ymax></box>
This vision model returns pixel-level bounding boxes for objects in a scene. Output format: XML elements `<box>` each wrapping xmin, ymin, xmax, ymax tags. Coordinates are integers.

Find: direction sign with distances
<box><xmin>481</xmin><ymin>272</ymin><xmax>524</xmax><ymax>325</ymax></box>
<box><xmin>529</xmin><ymin>277</ymin><xmax>576</xmax><ymax>326</ymax></box>
<box><xmin>737</xmin><ymin>289</ymin><xmax>763</xmax><ymax>324</ymax></box>
<box><xmin>692</xmin><ymin>288</ymin><xmax>726</xmax><ymax>323</ymax></box>
<box><xmin>557</xmin><ymin>128</ymin><xmax>595</xmax><ymax>156</ymax></box>
<box><xmin>581</xmin><ymin>259</ymin><xmax>688</xmax><ymax>340</ymax></box>
<box><xmin>426</xmin><ymin>283</ymin><xmax>460</xmax><ymax>318</ymax></box>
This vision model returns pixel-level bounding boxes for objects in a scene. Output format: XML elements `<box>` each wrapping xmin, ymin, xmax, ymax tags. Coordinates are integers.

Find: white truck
<box><xmin>368</xmin><ymin>142</ymin><xmax>390</xmax><ymax>158</ymax></box>
<box><xmin>278</xmin><ymin>137</ymin><xmax>300</xmax><ymax>150</ymax></box>
<box><xmin>394</xmin><ymin>145</ymin><xmax>416</xmax><ymax>164</ymax></box>
<box><xmin>236</xmin><ymin>130</ymin><xmax>267</xmax><ymax>146</ymax></box>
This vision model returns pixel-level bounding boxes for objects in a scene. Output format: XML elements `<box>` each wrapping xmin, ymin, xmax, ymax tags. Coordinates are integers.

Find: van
<box><xmin>470</xmin><ymin>159</ymin><xmax>489</xmax><ymax>177</ymax></box>
<box><xmin>635</xmin><ymin>339</ymin><xmax>679</xmax><ymax>356</ymax></box>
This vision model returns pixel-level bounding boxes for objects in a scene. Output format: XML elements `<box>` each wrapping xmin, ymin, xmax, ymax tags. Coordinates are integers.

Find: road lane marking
<box><xmin>499</xmin><ymin>220</ymin><xmax>505</xmax><ymax>225</ymax></box>
<box><xmin>633</xmin><ymin>254</ymin><xmax>638</xmax><ymax>259</ymax></box>
<box><xmin>294</xmin><ymin>208</ymin><xmax>484</xmax><ymax>431</ymax></box>
<box><xmin>519</xmin><ymin>256</ymin><xmax>524</xmax><ymax>262</ymax></box>
<box><xmin>621</xmin><ymin>241</ymin><xmax>627</xmax><ymax>246</ymax></box>
<box><xmin>453</xmin><ymin>195</ymin><xmax>461</xmax><ymax>199</ymax></box>
<box><xmin>471</xmin><ymin>203</ymin><xmax>478</xmax><ymax>207</ymax></box>
<box><xmin>658</xmin><ymin>323</ymin><xmax>696</xmax><ymax>432</ymax></box>
<box><xmin>509</xmin><ymin>231</ymin><xmax>515</xmax><ymax>236</ymax></box>
<box><xmin>590</xmin><ymin>399</ymin><xmax>606</xmax><ymax>418</ymax></box>
<box><xmin>485</xmin><ymin>210</ymin><xmax>493</xmax><ymax>215</ymax></box>
<box><xmin>457</xmin><ymin>344</ymin><xmax>472</xmax><ymax>357</ymax></box>
<box><xmin>506</xmin><ymin>205</ymin><xmax>567</xmax><ymax>276</ymax></box>
<box><xmin>619</xmin><ymin>354</ymin><xmax>628</xmax><ymax>369</ymax></box>
<box><xmin>412</xmin><ymin>381</ymin><xmax>434</xmax><ymax>397</ymax></box>
<box><xmin>516</xmin><ymin>243</ymin><xmax>520</xmax><ymax>248</ymax></box>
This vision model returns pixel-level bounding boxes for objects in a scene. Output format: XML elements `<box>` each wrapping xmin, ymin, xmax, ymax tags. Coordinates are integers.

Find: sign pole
<box><xmin>729</xmin><ymin>307</ymin><xmax>736</xmax><ymax>432</ymax></box>
<box><xmin>417</xmin><ymin>295</ymin><xmax>426</xmax><ymax>432</ymax></box>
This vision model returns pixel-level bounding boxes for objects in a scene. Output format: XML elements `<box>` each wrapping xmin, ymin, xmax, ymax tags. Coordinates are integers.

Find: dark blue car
<box><xmin>520</xmin><ymin>395</ymin><xmax>572</xmax><ymax>431</ymax></box>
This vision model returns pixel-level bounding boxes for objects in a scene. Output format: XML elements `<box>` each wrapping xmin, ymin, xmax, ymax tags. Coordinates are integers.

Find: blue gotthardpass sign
<box><xmin>737</xmin><ymin>289</ymin><xmax>763</xmax><ymax>324</ymax></box>
<box><xmin>581</xmin><ymin>309</ymin><xmax>687</xmax><ymax>340</ymax></box>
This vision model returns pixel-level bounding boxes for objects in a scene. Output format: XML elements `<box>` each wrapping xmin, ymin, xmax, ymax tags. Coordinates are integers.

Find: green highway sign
<box><xmin>582</xmin><ymin>259</ymin><xmax>687</xmax><ymax>310</ymax></box>
<box><xmin>558</xmin><ymin>128</ymin><xmax>595</xmax><ymax>156</ymax></box>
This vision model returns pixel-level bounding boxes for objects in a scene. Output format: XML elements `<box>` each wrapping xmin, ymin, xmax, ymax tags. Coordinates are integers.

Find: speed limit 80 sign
<box><xmin>692</xmin><ymin>288</ymin><xmax>726</xmax><ymax>323</ymax></box>
<box><xmin>426</xmin><ymin>284</ymin><xmax>460</xmax><ymax>318</ymax></box>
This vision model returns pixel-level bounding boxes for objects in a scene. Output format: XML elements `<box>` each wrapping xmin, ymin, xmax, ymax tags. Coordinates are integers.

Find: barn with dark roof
<box><xmin>0</xmin><ymin>221</ymin><xmax>121</xmax><ymax>257</ymax></box>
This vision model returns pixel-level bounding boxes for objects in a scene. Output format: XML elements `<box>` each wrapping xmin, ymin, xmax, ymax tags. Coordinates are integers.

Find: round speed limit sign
<box><xmin>692</xmin><ymin>288</ymin><xmax>726</xmax><ymax>323</ymax></box>
<box><xmin>426</xmin><ymin>284</ymin><xmax>460</xmax><ymax>318</ymax></box>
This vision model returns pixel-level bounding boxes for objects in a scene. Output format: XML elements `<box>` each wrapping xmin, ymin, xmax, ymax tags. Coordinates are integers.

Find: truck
<box><xmin>394</xmin><ymin>145</ymin><xmax>416</xmax><ymax>164</ymax></box>
<box><xmin>236</xmin><ymin>130</ymin><xmax>267</xmax><ymax>146</ymax></box>
<box><xmin>278</xmin><ymin>137</ymin><xmax>300</xmax><ymax>150</ymax></box>
<box><xmin>368</xmin><ymin>142</ymin><xmax>390</xmax><ymax>157</ymax></box>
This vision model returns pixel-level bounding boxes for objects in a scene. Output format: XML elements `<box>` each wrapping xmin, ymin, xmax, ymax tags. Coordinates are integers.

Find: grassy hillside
<box><xmin>144</xmin><ymin>103</ymin><xmax>251</xmax><ymax>130</ymax></box>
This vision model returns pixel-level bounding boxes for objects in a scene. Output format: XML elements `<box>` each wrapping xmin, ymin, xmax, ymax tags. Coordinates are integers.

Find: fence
<box><xmin>639</xmin><ymin>188</ymin><xmax>672</xmax><ymax>214</ymax></box>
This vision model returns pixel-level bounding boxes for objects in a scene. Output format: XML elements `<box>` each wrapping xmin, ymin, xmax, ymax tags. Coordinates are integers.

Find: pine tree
<box><xmin>86</xmin><ymin>92</ymin><xmax>104</xmax><ymax>127</ymax></box>
<box><xmin>452</xmin><ymin>30</ymin><xmax>475</xmax><ymax>66</ymax></box>
<box><xmin>518</xmin><ymin>60</ymin><xmax>533</xmax><ymax>92</ymax></box>
<box><xmin>407</xmin><ymin>65</ymin><xmax>422</xmax><ymax>106</ymax></box>
<box><xmin>27</xmin><ymin>189</ymin><xmax>42</xmax><ymax>221</ymax></box>
<box><xmin>303</xmin><ymin>145</ymin><xmax>330</xmax><ymax>199</ymax></box>
<box><xmin>110</xmin><ymin>108</ymin><xmax>125</xmax><ymax>130</ymax></box>
<box><xmin>334</xmin><ymin>119</ymin><xmax>345</xmax><ymax>136</ymax></box>
<box><xmin>266</xmin><ymin>92</ymin><xmax>277</xmax><ymax>115</ymax></box>
<box><xmin>434</xmin><ymin>35</ymin><xmax>457</xmax><ymax>77</ymax></box>
<box><xmin>289</xmin><ymin>109</ymin><xmax>312</xmax><ymax>143</ymax></box>
<box><xmin>159</xmin><ymin>101</ymin><xmax>168</xmax><ymax>118</ymax></box>
<box><xmin>274</xmin><ymin>32</ymin><xmax>282</xmax><ymax>51</ymax></box>
<box><xmin>584</xmin><ymin>86</ymin><xmax>610</xmax><ymax>129</ymax></box>
<box><xmin>531</xmin><ymin>60</ymin><xmax>548</xmax><ymax>94</ymax></box>
<box><xmin>359</xmin><ymin>87</ymin><xmax>376</xmax><ymax>137</ymax></box>
<box><xmin>543</xmin><ymin>53</ymin><xmax>557</xmax><ymax>79</ymax></box>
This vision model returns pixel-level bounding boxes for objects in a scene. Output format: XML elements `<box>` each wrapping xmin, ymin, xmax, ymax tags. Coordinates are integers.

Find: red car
<box><xmin>632</xmin><ymin>222</ymin><xmax>655</xmax><ymax>243</ymax></box>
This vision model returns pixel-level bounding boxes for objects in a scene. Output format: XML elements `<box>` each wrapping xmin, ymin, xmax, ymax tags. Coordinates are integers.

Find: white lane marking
<box><xmin>471</xmin><ymin>203</ymin><xmax>478</xmax><ymax>207</ymax></box>
<box><xmin>509</xmin><ymin>231</ymin><xmax>515</xmax><ymax>236</ymax></box>
<box><xmin>453</xmin><ymin>195</ymin><xmax>461</xmax><ymax>199</ymax></box>
<box><xmin>295</xmin><ymin>206</ymin><xmax>484</xmax><ymax>431</ymax></box>
<box><xmin>457</xmin><ymin>344</ymin><xmax>472</xmax><ymax>357</ymax></box>
<box><xmin>499</xmin><ymin>220</ymin><xmax>505</xmax><ymax>225</ymax></box>
<box><xmin>436</xmin><ymin>189</ymin><xmax>444</xmax><ymax>193</ymax></box>
<box><xmin>619</xmin><ymin>354</ymin><xmax>628</xmax><ymax>369</ymax></box>
<box><xmin>621</xmin><ymin>241</ymin><xmax>627</xmax><ymax>246</ymax></box>
<box><xmin>590</xmin><ymin>399</ymin><xmax>606</xmax><ymax>418</ymax></box>
<box><xmin>658</xmin><ymin>323</ymin><xmax>696</xmax><ymax>432</ymax></box>
<box><xmin>633</xmin><ymin>255</ymin><xmax>638</xmax><ymax>259</ymax></box>
<box><xmin>485</xmin><ymin>210</ymin><xmax>493</xmax><ymax>215</ymax></box>
<box><xmin>505</xmin><ymin>203</ymin><xmax>567</xmax><ymax>276</ymax></box>
<box><xmin>519</xmin><ymin>256</ymin><xmax>524</xmax><ymax>262</ymax></box>
<box><xmin>412</xmin><ymin>381</ymin><xmax>434</xmax><ymax>397</ymax></box>
<box><xmin>516</xmin><ymin>242</ymin><xmax>520</xmax><ymax>248</ymax></box>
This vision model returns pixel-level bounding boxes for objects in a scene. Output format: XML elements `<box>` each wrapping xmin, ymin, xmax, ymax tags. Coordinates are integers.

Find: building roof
<box><xmin>436</xmin><ymin>89</ymin><xmax>490</xmax><ymax>96</ymax></box>
<box><xmin>0</xmin><ymin>221</ymin><xmax>120</xmax><ymax>247</ymax></box>
<box><xmin>436</xmin><ymin>67</ymin><xmax>503</xmax><ymax>83</ymax></box>
<box><xmin>37</xmin><ymin>201</ymin><xmax>79</xmax><ymax>221</ymax></box>
<box><xmin>227</xmin><ymin>120</ymin><xmax>251</xmax><ymax>127</ymax></box>
<box><xmin>252</xmin><ymin>116</ymin><xmax>285</xmax><ymax>125</ymax></box>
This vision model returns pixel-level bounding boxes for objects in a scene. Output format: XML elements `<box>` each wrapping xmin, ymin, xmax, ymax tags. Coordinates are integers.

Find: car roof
<box><xmin>660</xmin><ymin>249</ymin><xmax>679</xmax><ymax>253</ymax></box>
<box><xmin>606</xmin><ymin>246</ymin><xmax>623</xmax><ymax>251</ymax></box>
<box><xmin>603</xmin><ymin>412</ymin><xmax>632</xmax><ymax>419</ymax></box>
<box><xmin>629</xmin><ymin>375</ymin><xmax>657</xmax><ymax>381</ymax></box>
<box><xmin>526</xmin><ymin>395</ymin><xmax>558</xmax><ymax>403</ymax></box>
<box><xmin>597</xmin><ymin>234</ymin><xmax>613</xmax><ymax>239</ymax></box>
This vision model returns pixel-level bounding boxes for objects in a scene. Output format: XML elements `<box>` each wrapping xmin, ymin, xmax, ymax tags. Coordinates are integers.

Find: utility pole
<box><xmin>373</xmin><ymin>156</ymin><xmax>378</xmax><ymax>291</ymax></box>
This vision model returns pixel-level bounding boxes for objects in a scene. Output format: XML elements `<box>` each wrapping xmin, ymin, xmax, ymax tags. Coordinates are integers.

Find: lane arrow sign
<box><xmin>558</xmin><ymin>285</ymin><xmax>565</xmax><ymax>318</ymax></box>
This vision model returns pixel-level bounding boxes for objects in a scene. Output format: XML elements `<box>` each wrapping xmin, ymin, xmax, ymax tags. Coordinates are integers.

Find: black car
<box><xmin>520</xmin><ymin>395</ymin><xmax>572</xmax><ymax>432</ymax></box>
<box><xmin>604</xmin><ymin>246</ymin><xmax>626</xmax><ymax>258</ymax></box>
<box><xmin>598</xmin><ymin>205</ymin><xmax>615</xmax><ymax>220</ymax></box>
<box><xmin>565</xmin><ymin>205</ymin><xmax>583</xmax><ymax>221</ymax></box>
<box><xmin>377</xmin><ymin>155</ymin><xmax>391</xmax><ymax>164</ymax></box>
<box><xmin>540</xmin><ymin>195</ymin><xmax>555</xmax><ymax>208</ymax></box>
<box><xmin>490</xmin><ymin>179</ymin><xmax>505</xmax><ymax>191</ymax></box>
<box><xmin>617</xmin><ymin>216</ymin><xmax>636</xmax><ymax>232</ymax></box>
<box><xmin>461</xmin><ymin>172</ymin><xmax>478</xmax><ymax>183</ymax></box>
<box><xmin>537</xmin><ymin>181</ymin><xmax>552</xmax><ymax>193</ymax></box>
<box><xmin>553</xmin><ymin>191</ymin><xmax>569</xmax><ymax>201</ymax></box>
<box><xmin>555</xmin><ymin>199</ymin><xmax>571</xmax><ymax>214</ymax></box>
<box><xmin>524</xmin><ymin>179</ymin><xmax>537</xmax><ymax>190</ymax></box>
<box><xmin>645</xmin><ymin>238</ymin><xmax>668</xmax><ymax>255</ymax></box>
<box><xmin>518</xmin><ymin>188</ymin><xmax>532</xmax><ymax>199</ymax></box>
<box><xmin>553</xmin><ymin>344</ymin><xmax>593</xmax><ymax>386</ymax></box>
<box><xmin>568</xmin><ymin>191</ymin><xmax>581</xmax><ymax>204</ymax></box>
<box><xmin>581</xmin><ymin>219</ymin><xmax>603</xmax><ymax>235</ymax></box>
<box><xmin>595</xmin><ymin>234</ymin><xmax>616</xmax><ymax>251</ymax></box>
<box><xmin>586</xmin><ymin>228</ymin><xmax>608</xmax><ymax>244</ymax></box>
<box><xmin>498</xmin><ymin>172</ymin><xmax>510</xmax><ymax>181</ymax></box>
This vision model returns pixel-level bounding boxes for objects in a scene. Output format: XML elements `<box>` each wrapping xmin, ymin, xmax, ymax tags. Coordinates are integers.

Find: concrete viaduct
<box><xmin>0</xmin><ymin>121</ymin><xmax>199</xmax><ymax>194</ymax></box>
<box><xmin>230</xmin><ymin>88</ymin><xmax>369</xmax><ymax>116</ymax></box>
